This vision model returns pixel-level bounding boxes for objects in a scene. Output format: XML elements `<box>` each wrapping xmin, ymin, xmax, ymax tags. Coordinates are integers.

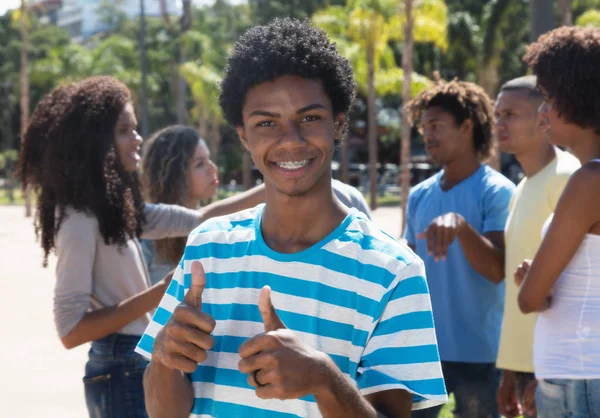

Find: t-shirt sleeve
<box><xmin>356</xmin><ymin>259</ymin><xmax>448</xmax><ymax>410</ymax></box>
<box><xmin>349</xmin><ymin>188</ymin><xmax>372</xmax><ymax>220</ymax></box>
<box><xmin>135</xmin><ymin>259</ymin><xmax>187</xmax><ymax>359</ymax></box>
<box><xmin>548</xmin><ymin>171</ymin><xmax>573</xmax><ymax>210</ymax></box>
<box><xmin>482</xmin><ymin>181</ymin><xmax>515</xmax><ymax>233</ymax></box>
<box><xmin>54</xmin><ymin>210</ymin><xmax>97</xmax><ymax>338</ymax></box>
<box><xmin>403</xmin><ymin>192</ymin><xmax>417</xmax><ymax>246</ymax></box>
<box><xmin>142</xmin><ymin>203</ymin><xmax>200</xmax><ymax>240</ymax></box>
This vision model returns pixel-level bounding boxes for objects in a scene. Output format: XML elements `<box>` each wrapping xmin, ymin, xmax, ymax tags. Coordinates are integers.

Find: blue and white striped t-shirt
<box><xmin>136</xmin><ymin>205</ymin><xmax>447</xmax><ymax>417</ymax></box>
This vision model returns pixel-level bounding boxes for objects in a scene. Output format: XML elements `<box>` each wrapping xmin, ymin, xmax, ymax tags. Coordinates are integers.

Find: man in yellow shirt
<box><xmin>493</xmin><ymin>76</ymin><xmax>580</xmax><ymax>418</ymax></box>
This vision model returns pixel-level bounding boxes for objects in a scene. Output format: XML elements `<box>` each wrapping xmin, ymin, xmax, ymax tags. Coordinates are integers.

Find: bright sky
<box><xmin>0</xmin><ymin>0</ymin><xmax>247</xmax><ymax>18</ymax></box>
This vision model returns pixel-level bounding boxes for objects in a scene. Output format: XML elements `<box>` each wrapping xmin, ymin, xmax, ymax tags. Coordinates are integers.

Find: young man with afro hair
<box><xmin>136</xmin><ymin>18</ymin><xmax>447</xmax><ymax>418</ymax></box>
<box><xmin>404</xmin><ymin>79</ymin><xmax>515</xmax><ymax>418</ymax></box>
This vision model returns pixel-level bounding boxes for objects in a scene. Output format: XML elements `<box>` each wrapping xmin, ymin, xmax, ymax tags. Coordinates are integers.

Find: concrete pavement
<box><xmin>0</xmin><ymin>204</ymin><xmax>402</xmax><ymax>417</ymax></box>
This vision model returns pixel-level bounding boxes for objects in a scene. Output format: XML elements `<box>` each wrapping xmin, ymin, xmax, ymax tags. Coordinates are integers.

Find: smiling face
<box><xmin>236</xmin><ymin>75</ymin><xmax>344</xmax><ymax>197</ymax></box>
<box><xmin>419</xmin><ymin>106</ymin><xmax>474</xmax><ymax>165</ymax></box>
<box><xmin>187</xmin><ymin>140</ymin><xmax>219</xmax><ymax>202</ymax></box>
<box><xmin>114</xmin><ymin>103</ymin><xmax>143</xmax><ymax>172</ymax></box>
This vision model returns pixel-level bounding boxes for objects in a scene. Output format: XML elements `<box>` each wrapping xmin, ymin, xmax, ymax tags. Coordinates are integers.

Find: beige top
<box><xmin>497</xmin><ymin>149</ymin><xmax>579</xmax><ymax>372</ymax></box>
<box><xmin>54</xmin><ymin>203</ymin><xmax>200</xmax><ymax>338</ymax></box>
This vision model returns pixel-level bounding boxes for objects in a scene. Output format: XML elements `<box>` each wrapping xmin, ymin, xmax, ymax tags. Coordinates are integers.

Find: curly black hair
<box><xmin>524</xmin><ymin>26</ymin><xmax>600</xmax><ymax>135</ymax></box>
<box><xmin>219</xmin><ymin>18</ymin><xmax>356</xmax><ymax>130</ymax></box>
<box><xmin>17</xmin><ymin>76</ymin><xmax>144</xmax><ymax>266</ymax></box>
<box><xmin>142</xmin><ymin>125</ymin><xmax>203</xmax><ymax>264</ymax></box>
<box><xmin>406</xmin><ymin>77</ymin><xmax>495</xmax><ymax>160</ymax></box>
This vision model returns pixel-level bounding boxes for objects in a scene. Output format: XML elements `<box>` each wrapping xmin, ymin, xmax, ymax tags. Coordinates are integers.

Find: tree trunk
<box><xmin>559</xmin><ymin>0</ymin><xmax>572</xmax><ymax>26</ymax></box>
<box><xmin>529</xmin><ymin>0</ymin><xmax>555</xmax><ymax>42</ymax></box>
<box><xmin>20</xmin><ymin>0</ymin><xmax>31</xmax><ymax>217</ymax></box>
<box><xmin>177</xmin><ymin>0</ymin><xmax>191</xmax><ymax>125</ymax></box>
<box><xmin>400</xmin><ymin>0</ymin><xmax>413</xmax><ymax>237</ymax></box>
<box><xmin>367</xmin><ymin>44</ymin><xmax>378</xmax><ymax>210</ymax></box>
<box><xmin>242</xmin><ymin>152</ymin><xmax>253</xmax><ymax>191</ymax></box>
<box><xmin>479</xmin><ymin>62</ymin><xmax>501</xmax><ymax>171</ymax></box>
<box><xmin>140</xmin><ymin>0</ymin><xmax>149</xmax><ymax>138</ymax></box>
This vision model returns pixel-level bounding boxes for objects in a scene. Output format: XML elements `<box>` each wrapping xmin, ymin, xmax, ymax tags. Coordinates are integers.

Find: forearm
<box><xmin>60</xmin><ymin>282</ymin><xmax>168</xmax><ymax>349</ymax></box>
<box><xmin>198</xmin><ymin>184</ymin><xmax>265</xmax><ymax>222</ymax></box>
<box><xmin>144</xmin><ymin>360</ymin><xmax>194</xmax><ymax>418</ymax></box>
<box><xmin>457</xmin><ymin>224</ymin><xmax>504</xmax><ymax>283</ymax></box>
<box><xmin>314</xmin><ymin>359</ymin><xmax>378</xmax><ymax>418</ymax></box>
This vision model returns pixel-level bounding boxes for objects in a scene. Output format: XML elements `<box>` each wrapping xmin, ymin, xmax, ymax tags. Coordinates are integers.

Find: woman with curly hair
<box><xmin>16</xmin><ymin>76</ymin><xmax>263</xmax><ymax>417</ymax></box>
<box><xmin>516</xmin><ymin>27</ymin><xmax>600</xmax><ymax>417</ymax></box>
<box><xmin>140</xmin><ymin>125</ymin><xmax>373</xmax><ymax>286</ymax></box>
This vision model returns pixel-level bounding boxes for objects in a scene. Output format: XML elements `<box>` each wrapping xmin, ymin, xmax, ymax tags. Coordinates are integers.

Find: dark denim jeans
<box><xmin>412</xmin><ymin>361</ymin><xmax>500</xmax><ymax>418</ymax></box>
<box><xmin>83</xmin><ymin>334</ymin><xmax>148</xmax><ymax>418</ymax></box>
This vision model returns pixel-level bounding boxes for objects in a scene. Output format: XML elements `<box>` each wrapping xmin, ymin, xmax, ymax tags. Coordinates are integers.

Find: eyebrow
<box><xmin>248</xmin><ymin>103</ymin><xmax>328</xmax><ymax>119</ymax></box>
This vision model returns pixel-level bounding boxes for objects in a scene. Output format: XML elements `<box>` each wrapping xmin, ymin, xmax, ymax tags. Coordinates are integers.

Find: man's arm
<box><xmin>456</xmin><ymin>222</ymin><xmax>505</xmax><ymax>284</ymax></box>
<box><xmin>315</xmin><ymin>358</ymin><xmax>412</xmax><ymax>418</ymax></box>
<box><xmin>198</xmin><ymin>184</ymin><xmax>265</xmax><ymax>223</ymax></box>
<box><xmin>417</xmin><ymin>213</ymin><xmax>505</xmax><ymax>284</ymax></box>
<box><xmin>141</xmin><ymin>262</ymin><xmax>216</xmax><ymax>418</ymax></box>
<box><xmin>144</xmin><ymin>361</ymin><xmax>194</xmax><ymax>418</ymax></box>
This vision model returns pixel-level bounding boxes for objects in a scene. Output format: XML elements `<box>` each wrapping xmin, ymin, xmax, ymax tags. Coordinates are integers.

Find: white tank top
<box><xmin>534</xmin><ymin>215</ymin><xmax>600</xmax><ymax>379</ymax></box>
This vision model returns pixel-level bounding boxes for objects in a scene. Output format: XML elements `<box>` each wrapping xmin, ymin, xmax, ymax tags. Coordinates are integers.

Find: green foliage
<box><xmin>576</xmin><ymin>9</ymin><xmax>600</xmax><ymax>26</ymax></box>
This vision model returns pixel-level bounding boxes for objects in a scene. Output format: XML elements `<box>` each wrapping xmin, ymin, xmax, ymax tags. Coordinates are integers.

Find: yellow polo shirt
<box><xmin>497</xmin><ymin>149</ymin><xmax>580</xmax><ymax>372</ymax></box>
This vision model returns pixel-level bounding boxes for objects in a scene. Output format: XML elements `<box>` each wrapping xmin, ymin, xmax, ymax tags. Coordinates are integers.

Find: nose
<box><xmin>133</xmin><ymin>130</ymin><xmax>143</xmax><ymax>145</ymax></box>
<box><xmin>279</xmin><ymin>121</ymin><xmax>305</xmax><ymax>147</ymax></box>
<box><xmin>208</xmin><ymin>159</ymin><xmax>218</xmax><ymax>175</ymax></box>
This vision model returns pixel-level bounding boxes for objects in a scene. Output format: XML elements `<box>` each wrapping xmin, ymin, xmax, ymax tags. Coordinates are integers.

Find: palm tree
<box><xmin>20</xmin><ymin>0</ymin><xmax>32</xmax><ymax>217</ymax></box>
<box><xmin>314</xmin><ymin>0</ymin><xmax>446</xmax><ymax>210</ymax></box>
<box><xmin>180</xmin><ymin>62</ymin><xmax>224</xmax><ymax>167</ymax></box>
<box><xmin>400</xmin><ymin>0</ymin><xmax>413</xmax><ymax>235</ymax></box>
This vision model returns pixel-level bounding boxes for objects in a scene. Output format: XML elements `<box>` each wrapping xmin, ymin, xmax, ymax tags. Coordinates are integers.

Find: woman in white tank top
<box><xmin>516</xmin><ymin>27</ymin><xmax>600</xmax><ymax>418</ymax></box>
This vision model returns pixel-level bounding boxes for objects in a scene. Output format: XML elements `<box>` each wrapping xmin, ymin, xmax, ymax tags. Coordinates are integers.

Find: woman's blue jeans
<box><xmin>537</xmin><ymin>378</ymin><xmax>600</xmax><ymax>418</ymax></box>
<box><xmin>83</xmin><ymin>334</ymin><xmax>148</xmax><ymax>418</ymax></box>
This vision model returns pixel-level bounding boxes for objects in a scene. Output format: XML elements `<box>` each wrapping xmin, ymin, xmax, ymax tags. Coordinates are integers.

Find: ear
<box><xmin>460</xmin><ymin>118</ymin><xmax>474</xmax><ymax>136</ymax></box>
<box><xmin>334</xmin><ymin>114</ymin><xmax>346</xmax><ymax>139</ymax></box>
<box><xmin>236</xmin><ymin>126</ymin><xmax>250</xmax><ymax>152</ymax></box>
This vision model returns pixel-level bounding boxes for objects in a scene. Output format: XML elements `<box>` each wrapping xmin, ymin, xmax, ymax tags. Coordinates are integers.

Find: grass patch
<box><xmin>364</xmin><ymin>193</ymin><xmax>401</xmax><ymax>207</ymax></box>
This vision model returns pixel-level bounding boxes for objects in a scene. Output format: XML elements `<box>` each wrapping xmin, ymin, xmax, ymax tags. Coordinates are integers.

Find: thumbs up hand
<box><xmin>153</xmin><ymin>261</ymin><xmax>216</xmax><ymax>373</ymax></box>
<box><xmin>258</xmin><ymin>285</ymin><xmax>286</xmax><ymax>332</ymax></box>
<box><xmin>238</xmin><ymin>286</ymin><xmax>333</xmax><ymax>400</ymax></box>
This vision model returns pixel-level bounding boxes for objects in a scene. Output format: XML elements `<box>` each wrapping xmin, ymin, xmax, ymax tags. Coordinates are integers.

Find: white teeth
<box><xmin>276</xmin><ymin>160</ymin><xmax>309</xmax><ymax>170</ymax></box>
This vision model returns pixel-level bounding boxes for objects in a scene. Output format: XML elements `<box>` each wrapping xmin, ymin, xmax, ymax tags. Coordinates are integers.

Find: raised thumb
<box><xmin>184</xmin><ymin>260</ymin><xmax>206</xmax><ymax>309</ymax></box>
<box><xmin>258</xmin><ymin>285</ymin><xmax>285</xmax><ymax>332</ymax></box>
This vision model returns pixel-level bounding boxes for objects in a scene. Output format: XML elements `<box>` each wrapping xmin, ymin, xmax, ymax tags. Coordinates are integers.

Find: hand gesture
<box><xmin>417</xmin><ymin>212</ymin><xmax>465</xmax><ymax>261</ymax></box>
<box><xmin>238</xmin><ymin>286</ymin><xmax>330</xmax><ymax>400</ymax></box>
<box><xmin>152</xmin><ymin>261</ymin><xmax>216</xmax><ymax>373</ymax></box>
<box><xmin>496</xmin><ymin>372</ymin><xmax>522</xmax><ymax>418</ymax></box>
<box><xmin>514</xmin><ymin>260</ymin><xmax>532</xmax><ymax>287</ymax></box>
<box><xmin>522</xmin><ymin>380</ymin><xmax>537</xmax><ymax>417</ymax></box>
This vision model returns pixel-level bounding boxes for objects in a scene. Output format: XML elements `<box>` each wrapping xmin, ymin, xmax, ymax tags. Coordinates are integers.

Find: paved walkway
<box><xmin>0</xmin><ymin>204</ymin><xmax>402</xmax><ymax>417</ymax></box>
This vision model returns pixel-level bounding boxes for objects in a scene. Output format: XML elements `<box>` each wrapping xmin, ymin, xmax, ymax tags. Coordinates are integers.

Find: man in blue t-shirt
<box><xmin>404</xmin><ymin>80</ymin><xmax>515</xmax><ymax>418</ymax></box>
<box><xmin>137</xmin><ymin>19</ymin><xmax>447</xmax><ymax>418</ymax></box>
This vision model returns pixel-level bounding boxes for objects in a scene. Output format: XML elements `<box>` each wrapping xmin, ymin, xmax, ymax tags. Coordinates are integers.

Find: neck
<box><xmin>568</xmin><ymin>130</ymin><xmax>600</xmax><ymax>164</ymax></box>
<box><xmin>441</xmin><ymin>152</ymin><xmax>481</xmax><ymax>190</ymax></box>
<box><xmin>261</xmin><ymin>176</ymin><xmax>348</xmax><ymax>253</ymax></box>
<box><xmin>515</xmin><ymin>141</ymin><xmax>557</xmax><ymax>178</ymax></box>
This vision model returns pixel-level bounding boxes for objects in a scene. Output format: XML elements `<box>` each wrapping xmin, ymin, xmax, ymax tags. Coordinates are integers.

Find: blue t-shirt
<box><xmin>137</xmin><ymin>205</ymin><xmax>447</xmax><ymax>416</ymax></box>
<box><xmin>404</xmin><ymin>165</ymin><xmax>515</xmax><ymax>363</ymax></box>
